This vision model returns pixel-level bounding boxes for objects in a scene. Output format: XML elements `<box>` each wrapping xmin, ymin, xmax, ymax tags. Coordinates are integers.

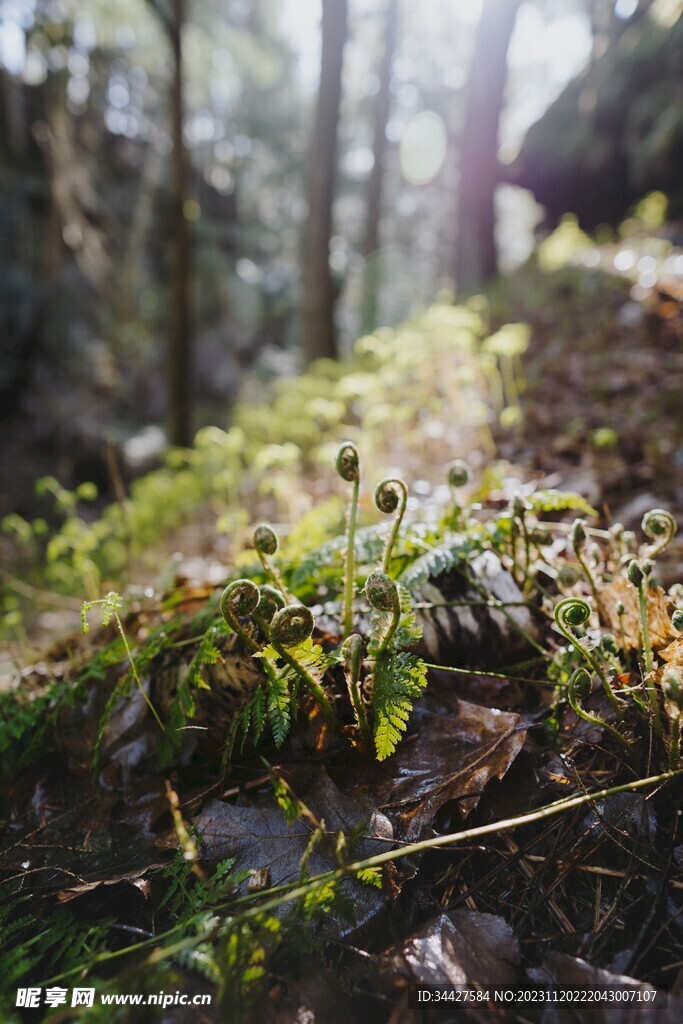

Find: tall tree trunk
<box><xmin>167</xmin><ymin>0</ymin><xmax>192</xmax><ymax>446</ymax></box>
<box><xmin>362</xmin><ymin>0</ymin><xmax>400</xmax><ymax>332</ymax></box>
<box><xmin>454</xmin><ymin>0</ymin><xmax>520</xmax><ymax>292</ymax></box>
<box><xmin>302</xmin><ymin>0</ymin><xmax>348</xmax><ymax>363</ymax></box>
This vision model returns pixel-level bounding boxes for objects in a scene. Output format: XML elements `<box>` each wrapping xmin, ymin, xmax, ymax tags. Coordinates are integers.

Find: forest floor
<box><xmin>2</xmin><ymin>258</ymin><xmax>683</xmax><ymax>1023</ymax></box>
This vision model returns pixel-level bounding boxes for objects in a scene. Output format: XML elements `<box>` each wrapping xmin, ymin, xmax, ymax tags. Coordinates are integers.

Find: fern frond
<box><xmin>398</xmin><ymin>536</ymin><xmax>478</xmax><ymax>591</ymax></box>
<box><xmin>266</xmin><ymin>672</ymin><xmax>291</xmax><ymax>746</ymax></box>
<box><xmin>525</xmin><ymin>489</ymin><xmax>598</xmax><ymax>517</ymax></box>
<box><xmin>372</xmin><ymin>650</ymin><xmax>427</xmax><ymax>761</ymax></box>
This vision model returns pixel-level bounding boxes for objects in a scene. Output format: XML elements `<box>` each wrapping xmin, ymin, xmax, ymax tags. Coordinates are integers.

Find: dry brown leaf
<box><xmin>660</xmin><ymin>636</ymin><xmax>683</xmax><ymax>668</ymax></box>
<box><xmin>596</xmin><ymin>577</ymin><xmax>675</xmax><ymax>651</ymax></box>
<box><xmin>356</xmin><ymin>698</ymin><xmax>527</xmax><ymax>842</ymax></box>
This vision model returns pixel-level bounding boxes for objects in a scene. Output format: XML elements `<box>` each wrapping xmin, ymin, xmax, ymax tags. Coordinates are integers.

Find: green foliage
<box><xmin>2</xmin><ymin>303</ymin><xmax>527</xmax><ymax>631</ymax></box>
<box><xmin>162</xmin><ymin>618</ymin><xmax>228</xmax><ymax>758</ymax></box>
<box><xmin>524</xmin><ymin>489</ymin><xmax>599</xmax><ymax>517</ymax></box>
<box><xmin>371</xmin><ymin>649</ymin><xmax>428</xmax><ymax>760</ymax></box>
<box><xmin>0</xmin><ymin>894</ymin><xmax>109</xmax><ymax>1012</ymax></box>
<box><xmin>0</xmin><ymin>675</ymin><xmax>86</xmax><ymax>782</ymax></box>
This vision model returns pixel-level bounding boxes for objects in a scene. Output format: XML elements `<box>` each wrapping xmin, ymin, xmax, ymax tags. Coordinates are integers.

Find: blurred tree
<box><xmin>454</xmin><ymin>0</ymin><xmax>520</xmax><ymax>291</ymax></box>
<box><xmin>146</xmin><ymin>0</ymin><xmax>193</xmax><ymax>447</ymax></box>
<box><xmin>302</xmin><ymin>0</ymin><xmax>348</xmax><ymax>363</ymax></box>
<box><xmin>508</xmin><ymin>7</ymin><xmax>683</xmax><ymax>227</ymax></box>
<box><xmin>362</xmin><ymin>0</ymin><xmax>400</xmax><ymax>333</ymax></box>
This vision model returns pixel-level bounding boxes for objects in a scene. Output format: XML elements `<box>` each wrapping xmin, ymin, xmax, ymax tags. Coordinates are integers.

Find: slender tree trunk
<box><xmin>362</xmin><ymin>0</ymin><xmax>399</xmax><ymax>332</ymax></box>
<box><xmin>167</xmin><ymin>0</ymin><xmax>192</xmax><ymax>446</ymax></box>
<box><xmin>454</xmin><ymin>0</ymin><xmax>520</xmax><ymax>292</ymax></box>
<box><xmin>302</xmin><ymin>0</ymin><xmax>348</xmax><ymax>363</ymax></box>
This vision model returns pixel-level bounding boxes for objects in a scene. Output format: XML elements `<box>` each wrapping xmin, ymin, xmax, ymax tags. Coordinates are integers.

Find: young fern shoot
<box><xmin>642</xmin><ymin>509</ymin><xmax>677</xmax><ymax>558</ymax></box>
<box><xmin>553</xmin><ymin>597</ymin><xmax>621</xmax><ymax>715</ymax></box>
<box><xmin>259</xmin><ymin>605</ymin><xmax>334</xmax><ymax>722</ymax></box>
<box><xmin>567</xmin><ymin>668</ymin><xmax>630</xmax><ymax>749</ymax></box>
<box><xmin>337</xmin><ymin>442</ymin><xmax>361</xmax><ymax>639</ymax></box>
<box><xmin>375</xmin><ymin>477</ymin><xmax>408</xmax><ymax>573</ymax></box>
<box><xmin>365</xmin><ymin>570</ymin><xmax>401</xmax><ymax>652</ymax></box>
<box><xmin>220</xmin><ymin>579</ymin><xmax>262</xmax><ymax>652</ymax></box>
<box><xmin>446</xmin><ymin>459</ymin><xmax>471</xmax><ymax>522</ymax></box>
<box><xmin>253</xmin><ymin>524</ymin><xmax>291</xmax><ymax>602</ymax></box>
<box><xmin>341</xmin><ymin>633</ymin><xmax>371</xmax><ymax>742</ymax></box>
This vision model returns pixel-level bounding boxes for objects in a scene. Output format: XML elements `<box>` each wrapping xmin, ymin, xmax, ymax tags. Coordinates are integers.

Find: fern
<box><xmin>365</xmin><ymin>575</ymin><xmax>428</xmax><ymax>759</ymax></box>
<box><xmin>255</xmin><ymin>638</ymin><xmax>331</xmax><ymax>746</ymax></box>
<box><xmin>235</xmin><ymin>685</ymin><xmax>267</xmax><ymax>751</ymax></box>
<box><xmin>372</xmin><ymin>649</ymin><xmax>427</xmax><ymax>760</ymax></box>
<box><xmin>525</xmin><ymin>489</ymin><xmax>598</xmax><ymax>517</ymax></box>
<box><xmin>398</xmin><ymin>535</ymin><xmax>480</xmax><ymax>590</ymax></box>
<box><xmin>162</xmin><ymin>618</ymin><xmax>229</xmax><ymax>759</ymax></box>
<box><xmin>266</xmin><ymin>671</ymin><xmax>291</xmax><ymax>746</ymax></box>
<box><xmin>0</xmin><ymin>897</ymin><xmax>109</xmax><ymax>1005</ymax></box>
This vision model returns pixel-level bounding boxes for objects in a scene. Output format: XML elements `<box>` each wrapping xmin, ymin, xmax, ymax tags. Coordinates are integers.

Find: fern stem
<box><xmin>342</xmin><ymin>634</ymin><xmax>371</xmax><ymax>741</ymax></box>
<box><xmin>343</xmin><ymin>475</ymin><xmax>359</xmax><ymax>639</ymax></box>
<box><xmin>375</xmin><ymin>478</ymin><xmax>407</xmax><ymax>573</ymax></box>
<box><xmin>114</xmin><ymin>613</ymin><xmax>166</xmax><ymax>733</ymax></box>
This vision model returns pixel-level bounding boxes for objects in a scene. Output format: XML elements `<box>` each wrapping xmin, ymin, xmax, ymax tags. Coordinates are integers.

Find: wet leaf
<box><xmin>175</xmin><ymin>768</ymin><xmax>395</xmax><ymax>936</ymax></box>
<box><xmin>358</xmin><ymin>697</ymin><xmax>526</xmax><ymax>841</ymax></box>
<box><xmin>530</xmin><ymin>953</ymin><xmax>681</xmax><ymax>1023</ymax></box>
<box><xmin>387</xmin><ymin>909</ymin><xmax>519</xmax><ymax>989</ymax></box>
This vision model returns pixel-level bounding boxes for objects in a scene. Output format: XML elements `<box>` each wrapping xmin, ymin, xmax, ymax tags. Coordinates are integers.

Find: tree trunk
<box><xmin>454</xmin><ymin>0</ymin><xmax>520</xmax><ymax>292</ymax></box>
<box><xmin>167</xmin><ymin>0</ymin><xmax>192</xmax><ymax>446</ymax></box>
<box><xmin>302</xmin><ymin>0</ymin><xmax>348</xmax><ymax>363</ymax></box>
<box><xmin>362</xmin><ymin>0</ymin><xmax>400</xmax><ymax>332</ymax></box>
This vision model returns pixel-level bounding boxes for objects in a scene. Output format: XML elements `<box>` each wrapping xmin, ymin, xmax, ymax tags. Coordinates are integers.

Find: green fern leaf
<box><xmin>372</xmin><ymin>650</ymin><xmax>427</xmax><ymax>760</ymax></box>
<box><xmin>525</xmin><ymin>489</ymin><xmax>598</xmax><ymax>517</ymax></box>
<box><xmin>398</xmin><ymin>536</ymin><xmax>478</xmax><ymax>591</ymax></box>
<box><xmin>267</xmin><ymin>672</ymin><xmax>291</xmax><ymax>746</ymax></box>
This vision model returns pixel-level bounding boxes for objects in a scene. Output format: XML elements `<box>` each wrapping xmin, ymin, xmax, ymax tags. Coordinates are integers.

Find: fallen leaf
<box><xmin>357</xmin><ymin>697</ymin><xmax>526</xmax><ymax>841</ymax></box>
<box><xmin>596</xmin><ymin>578</ymin><xmax>676</xmax><ymax>651</ymax></box>
<box><xmin>56</xmin><ymin>865</ymin><xmax>160</xmax><ymax>902</ymax></box>
<box><xmin>530</xmin><ymin>953</ymin><xmax>680</xmax><ymax>1023</ymax></box>
<box><xmin>175</xmin><ymin>768</ymin><xmax>395</xmax><ymax>937</ymax></box>
<box><xmin>384</xmin><ymin>910</ymin><xmax>519</xmax><ymax>1007</ymax></box>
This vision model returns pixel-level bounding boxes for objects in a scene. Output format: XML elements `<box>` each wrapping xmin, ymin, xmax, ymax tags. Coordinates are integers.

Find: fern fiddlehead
<box><xmin>554</xmin><ymin>597</ymin><xmax>620</xmax><ymax>715</ymax></box>
<box><xmin>567</xmin><ymin>668</ymin><xmax>629</xmax><ymax>748</ymax></box>
<box><xmin>447</xmin><ymin>459</ymin><xmax>471</xmax><ymax>522</ymax></box>
<box><xmin>337</xmin><ymin>442</ymin><xmax>360</xmax><ymax>639</ymax></box>
<box><xmin>375</xmin><ymin>477</ymin><xmax>408</xmax><ymax>573</ymax></box>
<box><xmin>220</xmin><ymin>579</ymin><xmax>261</xmax><ymax>652</ymax></box>
<box><xmin>365</xmin><ymin>570</ymin><xmax>401</xmax><ymax>653</ymax></box>
<box><xmin>253</xmin><ymin>524</ymin><xmax>291</xmax><ymax>602</ymax></box>
<box><xmin>264</xmin><ymin>606</ymin><xmax>334</xmax><ymax>721</ymax></box>
<box><xmin>642</xmin><ymin>509</ymin><xmax>677</xmax><ymax>558</ymax></box>
<box><xmin>447</xmin><ymin>459</ymin><xmax>471</xmax><ymax>490</ymax></box>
